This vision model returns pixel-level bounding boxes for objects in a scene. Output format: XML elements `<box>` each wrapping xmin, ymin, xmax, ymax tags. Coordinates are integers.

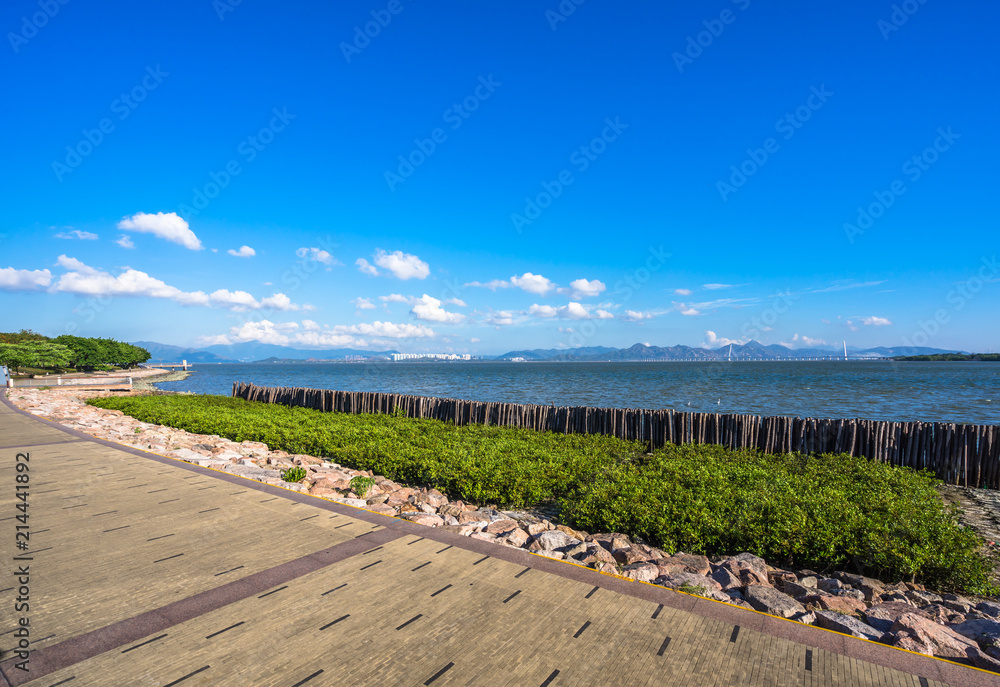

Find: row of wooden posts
<box><xmin>232</xmin><ymin>382</ymin><xmax>1000</xmax><ymax>488</ymax></box>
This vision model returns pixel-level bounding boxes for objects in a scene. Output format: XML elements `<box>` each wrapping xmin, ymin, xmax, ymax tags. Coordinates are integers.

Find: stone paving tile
<box><xmin>1</xmin><ymin>397</ymin><xmax>995</xmax><ymax>687</ymax></box>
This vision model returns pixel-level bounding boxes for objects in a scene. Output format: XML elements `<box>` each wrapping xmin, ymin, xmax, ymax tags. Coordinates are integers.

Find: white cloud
<box><xmin>302</xmin><ymin>319</ymin><xmax>320</xmax><ymax>331</ymax></box>
<box><xmin>116</xmin><ymin>235</ymin><xmax>134</xmax><ymax>249</ymax></box>
<box><xmin>446</xmin><ymin>298</ymin><xmax>466</xmax><ymax>307</ymax></box>
<box><xmin>674</xmin><ymin>288</ymin><xmax>692</xmax><ymax>296</ymax></box>
<box><xmin>117</xmin><ymin>212</ymin><xmax>202</xmax><ymax>250</ymax></box>
<box><xmin>352</xmin><ymin>297</ymin><xmax>376</xmax><ymax>310</ymax></box>
<box><xmin>860</xmin><ymin>316</ymin><xmax>892</xmax><ymax>326</ymax></box>
<box><xmin>528</xmin><ymin>302</ymin><xmax>603</xmax><ymax>320</ymax></box>
<box><xmin>702</xmin><ymin>283</ymin><xmax>734</xmax><ymax>290</ymax></box>
<box><xmin>195</xmin><ymin>334</ymin><xmax>233</xmax><ymax>346</ymax></box>
<box><xmin>528</xmin><ymin>304</ymin><xmax>558</xmax><ymax>318</ymax></box>
<box><xmin>346</xmin><ymin>320</ymin><xmax>434</xmax><ymax>339</ymax></box>
<box><xmin>467</xmin><ymin>272</ymin><xmax>555</xmax><ymax>296</ymax></box>
<box><xmin>54</xmin><ymin>229</ymin><xmax>98</xmax><ymax>240</ymax></box>
<box><xmin>485</xmin><ymin>309</ymin><xmax>514</xmax><ymax>326</ymax></box>
<box><xmin>0</xmin><ymin>267</ymin><xmax>52</xmax><ymax>290</ymax></box>
<box><xmin>702</xmin><ymin>331</ymin><xmax>747</xmax><ymax>348</ymax></box>
<box><xmin>356</xmin><ymin>258</ymin><xmax>378</xmax><ymax>276</ymax></box>
<box><xmin>510</xmin><ymin>272</ymin><xmax>553</xmax><ymax>295</ymax></box>
<box><xmin>50</xmin><ymin>255</ymin><xmax>308</xmax><ymax>312</ymax></box>
<box><xmin>296</xmin><ymin>247</ymin><xmax>338</xmax><ymax>266</ymax></box>
<box><xmin>365</xmin><ymin>249</ymin><xmax>429</xmax><ymax>280</ymax></box>
<box><xmin>469</xmin><ymin>337</ymin><xmax>480</xmax><ymax>343</ymax></box>
<box><xmin>227</xmin><ymin>245</ymin><xmax>256</xmax><ymax>258</ymax></box>
<box><xmin>558</xmin><ymin>278</ymin><xmax>606</xmax><ymax>299</ymax></box>
<box><xmin>781</xmin><ymin>333</ymin><xmax>828</xmax><ymax>348</ymax></box>
<box><xmin>379</xmin><ymin>293</ymin><xmax>412</xmax><ymax>304</ymax></box>
<box><xmin>622</xmin><ymin>310</ymin><xmax>653</xmax><ymax>322</ymax></box>
<box><xmin>410</xmin><ymin>294</ymin><xmax>464</xmax><ymax>324</ymax></box>
<box><xmin>673</xmin><ymin>302</ymin><xmax>701</xmax><ymax>316</ymax></box>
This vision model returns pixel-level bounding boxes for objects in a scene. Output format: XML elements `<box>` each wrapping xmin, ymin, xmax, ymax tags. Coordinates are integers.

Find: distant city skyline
<box><xmin>1</xmin><ymin>1</ymin><xmax>997</xmax><ymax>355</ymax></box>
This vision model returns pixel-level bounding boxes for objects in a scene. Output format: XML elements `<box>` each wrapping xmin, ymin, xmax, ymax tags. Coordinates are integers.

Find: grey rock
<box><xmin>864</xmin><ymin>603</ymin><xmax>929</xmax><ymax>634</ymax></box>
<box><xmin>528</xmin><ymin>530</ymin><xmax>580</xmax><ymax>552</ymax></box>
<box><xmin>797</xmin><ymin>576</ymin><xmax>818</xmax><ymax>588</ymax></box>
<box><xmin>656</xmin><ymin>572</ymin><xmax>723</xmax><ymax>593</ymax></box>
<box><xmin>905</xmin><ymin>590</ymin><xmax>942</xmax><ymax>606</ymax></box>
<box><xmin>977</xmin><ymin>601</ymin><xmax>1000</xmax><ymax>618</ymax></box>
<box><xmin>813</xmin><ymin>611</ymin><xmax>882</xmax><ymax>641</ymax></box>
<box><xmin>710</xmin><ymin>567</ymin><xmax>743</xmax><ymax>591</ymax></box>
<box><xmin>744</xmin><ymin>586</ymin><xmax>806</xmax><ymax>619</ymax></box>
<box><xmin>949</xmin><ymin>618</ymin><xmax>1000</xmax><ymax>646</ymax></box>
<box><xmin>817</xmin><ymin>578</ymin><xmax>844</xmax><ymax>592</ymax></box>
<box><xmin>780</xmin><ymin>580</ymin><xmax>815</xmax><ymax>600</ymax></box>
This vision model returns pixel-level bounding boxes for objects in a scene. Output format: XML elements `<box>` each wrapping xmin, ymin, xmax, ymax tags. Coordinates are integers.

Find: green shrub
<box><xmin>281</xmin><ymin>466</ymin><xmax>306</xmax><ymax>483</ymax></box>
<box><xmin>350</xmin><ymin>476</ymin><xmax>376</xmax><ymax>498</ymax></box>
<box><xmin>85</xmin><ymin>394</ymin><xmax>998</xmax><ymax>595</ymax></box>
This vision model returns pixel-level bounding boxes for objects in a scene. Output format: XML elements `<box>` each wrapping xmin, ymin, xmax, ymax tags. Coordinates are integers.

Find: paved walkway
<box><xmin>1</xmin><ymin>394</ymin><xmax>997</xmax><ymax>687</ymax></box>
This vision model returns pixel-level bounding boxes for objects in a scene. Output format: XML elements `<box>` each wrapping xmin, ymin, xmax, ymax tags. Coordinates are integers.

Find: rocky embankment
<box><xmin>8</xmin><ymin>387</ymin><xmax>1000</xmax><ymax>672</ymax></box>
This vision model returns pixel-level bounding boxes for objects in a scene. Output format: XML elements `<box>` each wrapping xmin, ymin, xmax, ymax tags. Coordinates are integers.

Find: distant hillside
<box><xmin>132</xmin><ymin>341</ymin><xmax>237</xmax><ymax>364</ymax></box>
<box><xmin>498</xmin><ymin>341</ymin><xmax>963</xmax><ymax>362</ymax></box>
<box><xmin>894</xmin><ymin>353</ymin><xmax>999</xmax><ymax>362</ymax></box>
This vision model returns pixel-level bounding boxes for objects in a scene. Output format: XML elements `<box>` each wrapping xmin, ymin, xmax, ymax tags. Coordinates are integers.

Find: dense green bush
<box><xmin>87</xmin><ymin>394</ymin><xmax>997</xmax><ymax>594</ymax></box>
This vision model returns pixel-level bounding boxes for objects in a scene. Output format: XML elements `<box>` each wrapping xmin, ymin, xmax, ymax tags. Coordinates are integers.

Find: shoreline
<box><xmin>8</xmin><ymin>386</ymin><xmax>1000</xmax><ymax>671</ymax></box>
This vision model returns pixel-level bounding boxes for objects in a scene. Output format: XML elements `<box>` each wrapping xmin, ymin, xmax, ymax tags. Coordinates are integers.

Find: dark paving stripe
<box><xmin>214</xmin><ymin>566</ymin><xmax>244</xmax><ymax>577</ymax></box>
<box><xmin>360</xmin><ymin>560</ymin><xmax>382</xmax><ymax>571</ymax></box>
<box><xmin>362</xmin><ymin>546</ymin><xmax>383</xmax><ymax>555</ymax></box>
<box><xmin>197</xmin><ymin>507</ymin><xmax>220</xmax><ymax>514</ymax></box>
<box><xmin>805</xmin><ymin>648</ymin><xmax>812</xmax><ymax>671</ymax></box>
<box><xmin>154</xmin><ymin>553</ymin><xmax>184</xmax><ymax>564</ymax></box>
<box><xmin>32</xmin><ymin>529</ymin><xmax>49</xmax><ymax>534</ymax></box>
<box><xmin>146</xmin><ymin>488</ymin><xmax>168</xmax><ymax>494</ymax></box>
<box><xmin>257</xmin><ymin>586</ymin><xmax>287</xmax><ymax>599</ymax></box>
<box><xmin>540</xmin><ymin>669</ymin><xmax>560</xmax><ymax>687</ymax></box>
<box><xmin>473</xmin><ymin>555</ymin><xmax>490</xmax><ymax>566</ymax></box>
<box><xmin>163</xmin><ymin>665</ymin><xmax>209</xmax><ymax>686</ymax></box>
<box><xmin>411</xmin><ymin>562</ymin><xmax>431</xmax><ymax>572</ymax></box>
<box><xmin>229</xmin><ymin>490</ymin><xmax>247</xmax><ymax>495</ymax></box>
<box><xmin>436</xmin><ymin>545</ymin><xmax>452</xmax><ymax>554</ymax></box>
<box><xmin>126</xmin><ymin>483</ymin><xmax>150</xmax><ymax>489</ymax></box>
<box><xmin>0</xmin><ymin>528</ymin><xmax>405</xmax><ymax>686</ymax></box>
<box><xmin>320</xmin><ymin>615</ymin><xmax>350</xmax><ymax>630</ymax></box>
<box><xmin>573</xmin><ymin>621</ymin><xmax>591</xmax><ymax>639</ymax></box>
<box><xmin>290</xmin><ymin>669</ymin><xmax>324</xmax><ymax>687</ymax></box>
<box><xmin>321</xmin><ymin>584</ymin><xmax>347</xmax><ymax>596</ymax></box>
<box><xmin>61</xmin><ymin>504</ymin><xmax>87</xmax><ymax>510</ymax></box>
<box><xmin>515</xmin><ymin>567</ymin><xmax>531</xmax><ymax>579</ymax></box>
<box><xmin>121</xmin><ymin>634</ymin><xmax>167</xmax><ymax>653</ymax></box>
<box><xmin>423</xmin><ymin>662</ymin><xmax>453</xmax><ymax>685</ymax></box>
<box><xmin>334</xmin><ymin>522</ymin><xmax>353</xmax><ymax>530</ymax></box>
<box><xmin>147</xmin><ymin>533</ymin><xmax>174</xmax><ymax>542</ymax></box>
<box><xmin>91</xmin><ymin>511</ymin><xmax>117</xmax><ymax>517</ymax></box>
<box><xmin>657</xmin><ymin>636</ymin><xmax>671</xmax><ymax>657</ymax></box>
<box><xmin>396</xmin><ymin>615</ymin><xmax>422</xmax><ymax>631</ymax></box>
<box><xmin>158</xmin><ymin>498</ymin><xmax>180</xmax><ymax>505</ymax></box>
<box><xmin>259</xmin><ymin>497</ymin><xmax>278</xmax><ymax>503</ymax></box>
<box><xmin>407</xmin><ymin>536</ymin><xmax>425</xmax><ymax>545</ymax></box>
<box><xmin>652</xmin><ymin>604</ymin><xmax>663</xmax><ymax>620</ymax></box>
<box><xmin>584</xmin><ymin>586</ymin><xmax>599</xmax><ymax>599</ymax></box>
<box><xmin>430</xmin><ymin>584</ymin><xmax>452</xmax><ymax>597</ymax></box>
<box><xmin>502</xmin><ymin>590</ymin><xmax>521</xmax><ymax>604</ymax></box>
<box><xmin>45</xmin><ymin>678</ymin><xmax>75</xmax><ymax>686</ymax></box>
<box><xmin>206</xmin><ymin>622</ymin><xmax>244</xmax><ymax>639</ymax></box>
<box><xmin>35</xmin><ymin>489</ymin><xmax>60</xmax><ymax>494</ymax></box>
<box><xmin>102</xmin><ymin>526</ymin><xmax>130</xmax><ymax>533</ymax></box>
<box><xmin>300</xmin><ymin>514</ymin><xmax>319</xmax><ymax>521</ymax></box>
<box><xmin>730</xmin><ymin>625</ymin><xmax>740</xmax><ymax>643</ymax></box>
<box><xmin>919</xmin><ymin>678</ymin><xmax>929</xmax><ymax>687</ymax></box>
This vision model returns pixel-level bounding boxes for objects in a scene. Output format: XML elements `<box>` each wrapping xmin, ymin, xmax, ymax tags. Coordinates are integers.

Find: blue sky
<box><xmin>1</xmin><ymin>0</ymin><xmax>997</xmax><ymax>355</ymax></box>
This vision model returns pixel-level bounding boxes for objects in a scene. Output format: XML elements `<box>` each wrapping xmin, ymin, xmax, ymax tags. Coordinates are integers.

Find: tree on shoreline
<box><xmin>0</xmin><ymin>331</ymin><xmax>150</xmax><ymax>372</ymax></box>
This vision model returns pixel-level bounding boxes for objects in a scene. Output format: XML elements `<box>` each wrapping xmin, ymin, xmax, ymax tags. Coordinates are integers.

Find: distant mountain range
<box><xmin>133</xmin><ymin>339</ymin><xmax>964</xmax><ymax>365</ymax></box>
<box><xmin>496</xmin><ymin>341</ymin><xmax>964</xmax><ymax>361</ymax></box>
<box><xmin>132</xmin><ymin>341</ymin><xmax>399</xmax><ymax>363</ymax></box>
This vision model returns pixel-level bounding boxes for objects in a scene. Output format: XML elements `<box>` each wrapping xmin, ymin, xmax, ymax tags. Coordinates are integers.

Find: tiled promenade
<box><xmin>1</xmin><ymin>394</ymin><xmax>997</xmax><ymax>686</ymax></box>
